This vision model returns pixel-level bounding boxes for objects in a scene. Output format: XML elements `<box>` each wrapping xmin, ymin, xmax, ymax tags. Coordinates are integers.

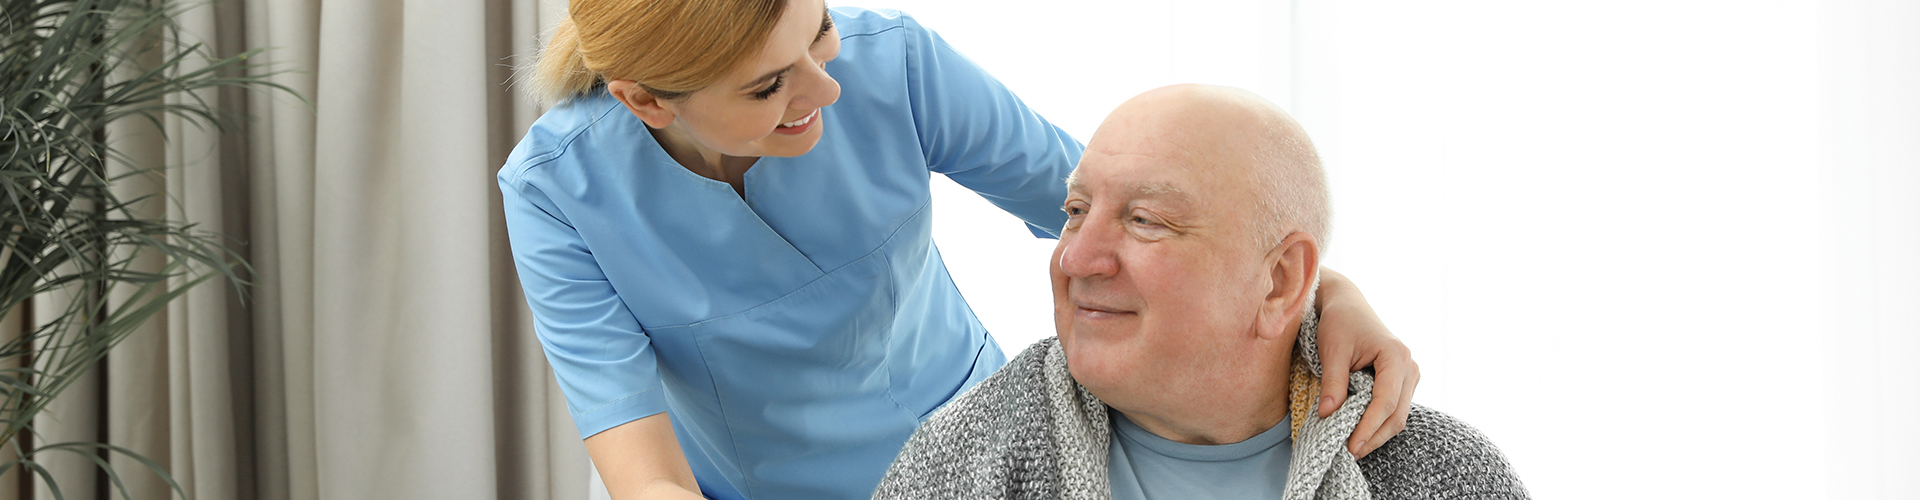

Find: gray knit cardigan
<box><xmin>873</xmin><ymin>312</ymin><xmax>1529</xmax><ymax>500</ymax></box>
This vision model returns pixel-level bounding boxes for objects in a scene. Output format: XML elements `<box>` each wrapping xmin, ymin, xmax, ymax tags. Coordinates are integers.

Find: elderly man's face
<box><xmin>1051</xmin><ymin>129</ymin><xmax>1278</xmax><ymax>408</ymax></box>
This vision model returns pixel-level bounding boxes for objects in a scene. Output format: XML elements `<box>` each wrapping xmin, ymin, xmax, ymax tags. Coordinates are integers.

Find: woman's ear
<box><xmin>1255</xmin><ymin>232</ymin><xmax>1320</xmax><ymax>342</ymax></box>
<box><xmin>607</xmin><ymin>80</ymin><xmax>678</xmax><ymax>129</ymax></box>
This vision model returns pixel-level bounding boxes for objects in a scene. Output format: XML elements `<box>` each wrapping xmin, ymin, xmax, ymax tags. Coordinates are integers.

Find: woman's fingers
<box><xmin>1358</xmin><ymin>386</ymin><xmax>1414</xmax><ymax>458</ymax></box>
<box><xmin>1349</xmin><ymin>348</ymin><xmax>1417</xmax><ymax>459</ymax></box>
<box><xmin>1317</xmin><ymin>333</ymin><xmax>1353</xmax><ymax>419</ymax></box>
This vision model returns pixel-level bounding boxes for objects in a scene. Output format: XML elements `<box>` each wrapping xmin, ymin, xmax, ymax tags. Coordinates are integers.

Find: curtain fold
<box><xmin>4</xmin><ymin>0</ymin><xmax>587</xmax><ymax>498</ymax></box>
<box><xmin>102</xmin><ymin>14</ymin><xmax>171</xmax><ymax>500</ymax></box>
<box><xmin>309</xmin><ymin>0</ymin><xmax>504</xmax><ymax>496</ymax></box>
<box><xmin>241</xmin><ymin>0</ymin><xmax>323</xmax><ymax>498</ymax></box>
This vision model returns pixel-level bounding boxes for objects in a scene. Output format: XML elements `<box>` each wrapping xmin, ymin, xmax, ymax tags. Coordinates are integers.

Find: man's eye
<box><xmin>1063</xmin><ymin>206</ymin><xmax>1086</xmax><ymax>216</ymax></box>
<box><xmin>1131</xmin><ymin>215</ymin><xmax>1157</xmax><ymax>226</ymax></box>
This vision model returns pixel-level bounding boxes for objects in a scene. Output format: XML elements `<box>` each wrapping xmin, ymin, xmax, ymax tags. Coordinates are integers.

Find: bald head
<box><xmin>1073</xmin><ymin>84</ymin><xmax>1330</xmax><ymax>251</ymax></box>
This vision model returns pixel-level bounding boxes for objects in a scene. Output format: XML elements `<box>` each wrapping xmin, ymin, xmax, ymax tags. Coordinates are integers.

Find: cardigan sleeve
<box><xmin>1357</xmin><ymin>405</ymin><xmax>1532</xmax><ymax>500</ymax></box>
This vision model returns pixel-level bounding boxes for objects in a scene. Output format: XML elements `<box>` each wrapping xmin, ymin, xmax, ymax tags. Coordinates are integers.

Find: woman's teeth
<box><xmin>779</xmin><ymin>111</ymin><xmax>816</xmax><ymax>128</ymax></box>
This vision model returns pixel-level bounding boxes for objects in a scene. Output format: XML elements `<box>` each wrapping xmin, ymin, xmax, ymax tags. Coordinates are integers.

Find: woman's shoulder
<box><xmin>498</xmin><ymin>92</ymin><xmax>646</xmax><ymax>190</ymax></box>
<box><xmin>826</xmin><ymin>7</ymin><xmax>949</xmax><ymax>66</ymax></box>
<box><xmin>828</xmin><ymin>6</ymin><xmax>922</xmax><ymax>38</ymax></box>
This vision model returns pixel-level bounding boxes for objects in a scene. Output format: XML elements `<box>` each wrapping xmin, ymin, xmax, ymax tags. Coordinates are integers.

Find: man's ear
<box><xmin>607</xmin><ymin>80</ymin><xmax>678</xmax><ymax>129</ymax></box>
<box><xmin>1255</xmin><ymin>232</ymin><xmax>1320</xmax><ymax>342</ymax></box>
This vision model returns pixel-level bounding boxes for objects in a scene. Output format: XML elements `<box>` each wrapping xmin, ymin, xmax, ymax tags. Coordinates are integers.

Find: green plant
<box><xmin>1</xmin><ymin>0</ymin><xmax>290</xmax><ymax>498</ymax></box>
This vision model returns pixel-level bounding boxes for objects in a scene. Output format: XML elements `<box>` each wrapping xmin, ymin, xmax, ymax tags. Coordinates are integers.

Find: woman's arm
<box><xmin>587</xmin><ymin>414</ymin><xmax>706</xmax><ymax>500</ymax></box>
<box><xmin>501</xmin><ymin>167</ymin><xmax>688</xmax><ymax>489</ymax></box>
<box><xmin>899</xmin><ymin>13</ymin><xmax>1084</xmax><ymax>237</ymax></box>
<box><xmin>1315</xmin><ymin>267</ymin><xmax>1420</xmax><ymax>459</ymax></box>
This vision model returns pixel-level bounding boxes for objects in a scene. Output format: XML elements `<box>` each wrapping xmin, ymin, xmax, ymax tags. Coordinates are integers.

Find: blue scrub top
<box><xmin>499</xmin><ymin>8</ymin><xmax>1083</xmax><ymax>500</ymax></box>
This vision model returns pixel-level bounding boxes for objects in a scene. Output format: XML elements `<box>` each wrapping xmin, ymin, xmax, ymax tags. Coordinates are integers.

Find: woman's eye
<box><xmin>815</xmin><ymin>15</ymin><xmax>835</xmax><ymax>42</ymax></box>
<box><xmin>753</xmin><ymin>75</ymin><xmax>785</xmax><ymax>100</ymax></box>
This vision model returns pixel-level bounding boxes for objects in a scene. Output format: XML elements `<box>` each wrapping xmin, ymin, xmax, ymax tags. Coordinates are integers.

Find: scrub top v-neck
<box><xmin>498</xmin><ymin>8</ymin><xmax>1083</xmax><ymax>500</ymax></box>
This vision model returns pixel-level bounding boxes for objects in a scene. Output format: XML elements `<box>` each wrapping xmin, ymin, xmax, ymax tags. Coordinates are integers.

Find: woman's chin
<box><xmin>767</xmin><ymin>141</ymin><xmax>822</xmax><ymax>158</ymax></box>
<box><xmin>756</xmin><ymin>130</ymin><xmax>826</xmax><ymax>157</ymax></box>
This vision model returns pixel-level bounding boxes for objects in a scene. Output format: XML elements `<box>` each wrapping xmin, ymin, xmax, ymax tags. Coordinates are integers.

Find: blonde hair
<box><xmin>528</xmin><ymin>0</ymin><xmax>788</xmax><ymax>104</ymax></box>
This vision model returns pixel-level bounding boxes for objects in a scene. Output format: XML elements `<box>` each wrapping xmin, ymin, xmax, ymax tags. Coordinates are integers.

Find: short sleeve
<box><xmin>500</xmin><ymin>173</ymin><xmax>669</xmax><ymax>439</ymax></box>
<box><xmin>900</xmin><ymin>14</ymin><xmax>1084</xmax><ymax>238</ymax></box>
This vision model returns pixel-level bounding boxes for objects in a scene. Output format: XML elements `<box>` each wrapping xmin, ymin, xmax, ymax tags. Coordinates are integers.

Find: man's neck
<box><xmin>1112</xmin><ymin>373</ymin><xmax>1292</xmax><ymax>446</ymax></box>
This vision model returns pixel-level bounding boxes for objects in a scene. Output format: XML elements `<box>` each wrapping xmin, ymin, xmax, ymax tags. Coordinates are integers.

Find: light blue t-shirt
<box><xmin>1108</xmin><ymin>410</ymin><xmax>1295</xmax><ymax>500</ymax></box>
<box><xmin>497</xmin><ymin>7</ymin><xmax>1082</xmax><ymax>500</ymax></box>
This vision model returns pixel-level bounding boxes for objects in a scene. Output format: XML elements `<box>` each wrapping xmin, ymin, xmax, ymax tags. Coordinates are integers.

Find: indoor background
<box><xmin>4</xmin><ymin>0</ymin><xmax>1911</xmax><ymax>499</ymax></box>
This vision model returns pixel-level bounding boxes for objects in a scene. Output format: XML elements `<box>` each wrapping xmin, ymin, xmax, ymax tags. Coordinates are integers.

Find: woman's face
<box><xmin>653</xmin><ymin>0</ymin><xmax>842</xmax><ymax>158</ymax></box>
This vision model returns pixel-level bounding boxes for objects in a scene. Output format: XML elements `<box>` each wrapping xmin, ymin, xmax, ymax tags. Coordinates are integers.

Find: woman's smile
<box><xmin>772</xmin><ymin>109</ymin><xmax>819</xmax><ymax>135</ymax></box>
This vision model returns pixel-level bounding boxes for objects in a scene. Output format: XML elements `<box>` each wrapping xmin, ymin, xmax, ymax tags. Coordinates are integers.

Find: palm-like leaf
<box><xmin>1</xmin><ymin>0</ymin><xmax>294</xmax><ymax>497</ymax></box>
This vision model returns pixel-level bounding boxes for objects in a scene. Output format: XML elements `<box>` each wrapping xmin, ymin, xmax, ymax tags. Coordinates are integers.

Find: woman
<box><xmin>500</xmin><ymin>0</ymin><xmax>1418</xmax><ymax>498</ymax></box>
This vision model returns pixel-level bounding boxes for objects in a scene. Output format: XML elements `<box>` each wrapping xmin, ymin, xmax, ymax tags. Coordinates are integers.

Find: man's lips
<box><xmin>1073</xmin><ymin>300</ymin><xmax>1135</xmax><ymax>318</ymax></box>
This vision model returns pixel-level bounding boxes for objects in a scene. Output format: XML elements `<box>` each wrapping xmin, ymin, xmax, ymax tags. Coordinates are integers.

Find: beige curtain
<box><xmin>3</xmin><ymin>0</ymin><xmax>589</xmax><ymax>498</ymax></box>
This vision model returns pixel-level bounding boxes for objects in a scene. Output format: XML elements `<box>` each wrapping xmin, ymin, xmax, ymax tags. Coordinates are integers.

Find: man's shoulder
<box><xmin>919</xmin><ymin>337</ymin><xmax>1056</xmax><ymax>433</ymax></box>
<box><xmin>873</xmin><ymin>338</ymin><xmax>1063</xmax><ymax>500</ymax></box>
<box><xmin>1357</xmin><ymin>404</ymin><xmax>1531</xmax><ymax>500</ymax></box>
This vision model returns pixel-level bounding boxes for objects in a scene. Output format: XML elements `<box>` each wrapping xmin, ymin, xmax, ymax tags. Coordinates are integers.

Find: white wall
<box><xmin>885</xmin><ymin>0</ymin><xmax>1920</xmax><ymax>498</ymax></box>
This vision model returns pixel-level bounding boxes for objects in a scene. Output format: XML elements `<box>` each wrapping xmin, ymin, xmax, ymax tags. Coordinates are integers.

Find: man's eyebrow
<box><xmin>1064</xmin><ymin>175</ymin><xmax>1192</xmax><ymax>205</ymax></box>
<box><xmin>1125</xmin><ymin>180</ymin><xmax>1190</xmax><ymax>202</ymax></box>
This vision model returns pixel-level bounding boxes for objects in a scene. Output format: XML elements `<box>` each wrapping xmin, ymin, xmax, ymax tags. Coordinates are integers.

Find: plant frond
<box><xmin>1</xmin><ymin>0</ymin><xmax>298</xmax><ymax>496</ymax></box>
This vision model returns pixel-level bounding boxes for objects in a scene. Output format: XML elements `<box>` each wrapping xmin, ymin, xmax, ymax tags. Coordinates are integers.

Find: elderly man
<box><xmin>872</xmin><ymin>85</ymin><xmax>1527</xmax><ymax>500</ymax></box>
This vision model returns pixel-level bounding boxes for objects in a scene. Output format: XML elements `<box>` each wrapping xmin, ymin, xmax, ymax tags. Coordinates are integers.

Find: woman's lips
<box><xmin>772</xmin><ymin>109</ymin><xmax>818</xmax><ymax>135</ymax></box>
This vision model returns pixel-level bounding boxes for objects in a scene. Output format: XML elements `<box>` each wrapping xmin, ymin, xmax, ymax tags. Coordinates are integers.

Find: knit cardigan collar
<box><xmin>874</xmin><ymin>308</ymin><xmax>1379</xmax><ymax>499</ymax></box>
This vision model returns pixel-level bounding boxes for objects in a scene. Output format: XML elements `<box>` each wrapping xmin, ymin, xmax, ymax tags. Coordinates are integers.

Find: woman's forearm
<box><xmin>1315</xmin><ymin>267</ymin><xmax>1361</xmax><ymax>313</ymax></box>
<box><xmin>586</xmin><ymin>412</ymin><xmax>706</xmax><ymax>500</ymax></box>
<box><xmin>1308</xmin><ymin>265</ymin><xmax>1418</xmax><ymax>459</ymax></box>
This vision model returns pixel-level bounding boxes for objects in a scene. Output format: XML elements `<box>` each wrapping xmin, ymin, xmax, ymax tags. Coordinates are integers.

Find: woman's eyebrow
<box><xmin>738</xmin><ymin>9</ymin><xmax>833</xmax><ymax>92</ymax></box>
<box><xmin>739</xmin><ymin>67</ymin><xmax>789</xmax><ymax>91</ymax></box>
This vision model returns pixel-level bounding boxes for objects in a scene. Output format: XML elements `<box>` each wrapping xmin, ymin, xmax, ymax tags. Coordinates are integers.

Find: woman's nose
<box><xmin>790</xmin><ymin>59</ymin><xmax>840</xmax><ymax>110</ymax></box>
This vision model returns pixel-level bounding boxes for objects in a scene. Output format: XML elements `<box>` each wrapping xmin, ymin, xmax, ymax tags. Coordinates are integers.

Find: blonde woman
<box><xmin>500</xmin><ymin>0</ymin><xmax>1420</xmax><ymax>498</ymax></box>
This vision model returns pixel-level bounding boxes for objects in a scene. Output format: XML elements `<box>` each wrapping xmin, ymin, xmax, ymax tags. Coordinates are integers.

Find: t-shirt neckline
<box><xmin>1111</xmin><ymin>409</ymin><xmax>1293</xmax><ymax>463</ymax></box>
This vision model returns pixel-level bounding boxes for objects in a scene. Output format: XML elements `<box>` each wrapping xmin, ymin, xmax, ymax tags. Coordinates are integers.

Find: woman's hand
<box><xmin>1314</xmin><ymin>267</ymin><xmax>1419</xmax><ymax>459</ymax></box>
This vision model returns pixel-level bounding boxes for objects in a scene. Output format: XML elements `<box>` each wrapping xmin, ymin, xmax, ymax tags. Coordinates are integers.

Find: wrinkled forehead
<box><xmin>1069</xmin><ymin>131</ymin><xmax>1253</xmax><ymax>209</ymax></box>
<box><xmin>1066</xmin><ymin>145</ymin><xmax>1204</xmax><ymax>202</ymax></box>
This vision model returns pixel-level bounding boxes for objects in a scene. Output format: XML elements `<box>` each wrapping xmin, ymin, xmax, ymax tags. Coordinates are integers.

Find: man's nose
<box><xmin>1057</xmin><ymin>220</ymin><xmax>1119</xmax><ymax>279</ymax></box>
